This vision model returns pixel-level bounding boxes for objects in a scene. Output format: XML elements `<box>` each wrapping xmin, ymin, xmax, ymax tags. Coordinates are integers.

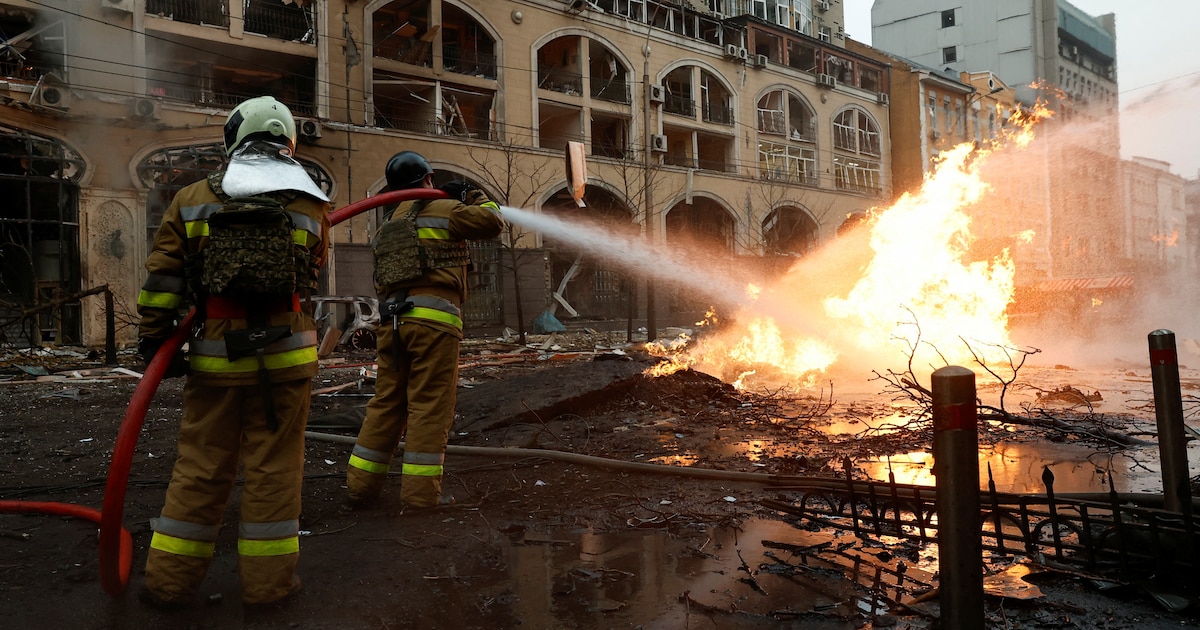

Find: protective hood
<box><xmin>222</xmin><ymin>142</ymin><xmax>329</xmax><ymax>202</ymax></box>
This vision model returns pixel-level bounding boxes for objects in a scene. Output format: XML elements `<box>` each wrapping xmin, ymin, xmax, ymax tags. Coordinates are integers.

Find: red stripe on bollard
<box><xmin>934</xmin><ymin>403</ymin><xmax>976</xmax><ymax>432</ymax></box>
<box><xmin>1150</xmin><ymin>347</ymin><xmax>1177</xmax><ymax>366</ymax></box>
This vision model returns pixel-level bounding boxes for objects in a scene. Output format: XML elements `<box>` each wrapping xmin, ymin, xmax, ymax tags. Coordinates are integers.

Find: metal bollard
<box><xmin>1148</xmin><ymin>330</ymin><xmax>1191</xmax><ymax>516</ymax></box>
<box><xmin>932</xmin><ymin>365</ymin><xmax>983</xmax><ymax>628</ymax></box>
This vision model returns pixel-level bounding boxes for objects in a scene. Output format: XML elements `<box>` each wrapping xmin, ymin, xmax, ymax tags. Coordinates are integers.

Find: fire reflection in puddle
<box><xmin>495</xmin><ymin>518</ymin><xmax>934</xmax><ymax>628</ymax></box>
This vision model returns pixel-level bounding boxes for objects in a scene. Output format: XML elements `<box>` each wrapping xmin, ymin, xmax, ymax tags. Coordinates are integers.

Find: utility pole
<box><xmin>642</xmin><ymin>42</ymin><xmax>657</xmax><ymax>342</ymax></box>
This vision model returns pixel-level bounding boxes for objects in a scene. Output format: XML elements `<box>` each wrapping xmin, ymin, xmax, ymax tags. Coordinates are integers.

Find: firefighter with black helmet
<box><xmin>345</xmin><ymin>151</ymin><xmax>503</xmax><ymax>510</ymax></box>
<box><xmin>135</xmin><ymin>95</ymin><xmax>331</xmax><ymax>609</ymax></box>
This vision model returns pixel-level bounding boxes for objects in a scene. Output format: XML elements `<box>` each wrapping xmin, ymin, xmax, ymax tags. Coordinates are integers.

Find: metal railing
<box><xmin>443</xmin><ymin>49</ymin><xmax>497</xmax><ymax>79</ymax></box>
<box><xmin>591</xmin><ymin>78</ymin><xmax>631</xmax><ymax>104</ymax></box>
<box><xmin>147</xmin><ymin>0</ymin><xmax>316</xmax><ymax>43</ymax></box>
<box><xmin>761</xmin><ymin>461</ymin><xmax>1200</xmax><ymax>578</ymax></box>
<box><xmin>663</xmin><ymin>93</ymin><xmax>695</xmax><ymax>117</ymax></box>
<box><xmin>147</xmin><ymin>0</ymin><xmax>228</xmax><ymax>27</ymax></box>
<box><xmin>703</xmin><ymin>102</ymin><xmax>734</xmax><ymax>125</ymax></box>
<box><xmin>537</xmin><ymin>68</ymin><xmax>583</xmax><ymax>96</ymax></box>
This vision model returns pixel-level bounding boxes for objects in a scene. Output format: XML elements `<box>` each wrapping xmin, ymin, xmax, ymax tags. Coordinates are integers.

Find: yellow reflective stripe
<box><xmin>480</xmin><ymin>201</ymin><xmax>501</xmax><ymax>213</ymax></box>
<box><xmin>292</xmin><ymin>228</ymin><xmax>308</xmax><ymax>245</ymax></box>
<box><xmin>237</xmin><ymin>536</ymin><xmax>299</xmax><ymax>557</ymax></box>
<box><xmin>417</xmin><ymin>227</ymin><xmax>451</xmax><ymax>239</ymax></box>
<box><xmin>190</xmin><ymin>346</ymin><xmax>317</xmax><ymax>373</ymax></box>
<box><xmin>138</xmin><ymin>289</ymin><xmax>183</xmax><ymax>309</ymax></box>
<box><xmin>404</xmin><ymin>306</ymin><xmax>462</xmax><ymax>329</ymax></box>
<box><xmin>184</xmin><ymin>220</ymin><xmax>209</xmax><ymax>238</ymax></box>
<box><xmin>401</xmin><ymin>462</ymin><xmax>443</xmax><ymax>477</ymax></box>
<box><xmin>349</xmin><ymin>453</ymin><xmax>390</xmax><ymax>474</ymax></box>
<box><xmin>150</xmin><ymin>532</ymin><xmax>215</xmax><ymax>558</ymax></box>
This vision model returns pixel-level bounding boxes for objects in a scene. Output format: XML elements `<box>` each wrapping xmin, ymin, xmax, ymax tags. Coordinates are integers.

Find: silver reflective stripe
<box><xmin>239</xmin><ymin>519</ymin><xmax>299</xmax><ymax>539</ymax></box>
<box><xmin>408</xmin><ymin>295</ymin><xmax>461</xmax><ymax>318</ymax></box>
<box><xmin>415</xmin><ymin>217</ymin><xmax>450</xmax><ymax>230</ymax></box>
<box><xmin>402</xmin><ymin>451</ymin><xmax>445</xmax><ymax>465</ymax></box>
<box><xmin>352</xmin><ymin>444</ymin><xmax>391</xmax><ymax>464</ymax></box>
<box><xmin>179</xmin><ymin>203</ymin><xmax>223</xmax><ymax>222</ymax></box>
<box><xmin>287</xmin><ymin>211</ymin><xmax>322</xmax><ymax>239</ymax></box>
<box><xmin>142</xmin><ymin>273</ymin><xmax>187</xmax><ymax>293</ymax></box>
<box><xmin>151</xmin><ymin>516</ymin><xmax>220</xmax><ymax>541</ymax></box>
<box><xmin>190</xmin><ymin>329</ymin><xmax>318</xmax><ymax>358</ymax></box>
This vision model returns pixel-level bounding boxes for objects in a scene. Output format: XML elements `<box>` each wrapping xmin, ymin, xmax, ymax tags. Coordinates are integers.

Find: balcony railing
<box><xmin>663</xmin><ymin>93</ymin><xmax>695</xmax><ymax>117</ymax></box>
<box><xmin>591</xmin><ymin>78</ymin><xmax>631</xmax><ymax>104</ymax></box>
<box><xmin>703</xmin><ymin>102</ymin><xmax>734</xmax><ymax>125</ymax></box>
<box><xmin>443</xmin><ymin>48</ymin><xmax>497</xmax><ymax>80</ymax></box>
<box><xmin>538</xmin><ymin>68</ymin><xmax>583</xmax><ymax>96</ymax></box>
<box><xmin>244</xmin><ymin>0</ymin><xmax>315</xmax><ymax>42</ymax></box>
<box><xmin>151</xmin><ymin>83</ymin><xmax>316</xmax><ymax>117</ymax></box>
<box><xmin>147</xmin><ymin>0</ymin><xmax>316</xmax><ymax>43</ymax></box>
<box><xmin>373</xmin><ymin>109</ymin><xmax>494</xmax><ymax>140</ymax></box>
<box><xmin>147</xmin><ymin>0</ymin><xmax>228</xmax><ymax>27</ymax></box>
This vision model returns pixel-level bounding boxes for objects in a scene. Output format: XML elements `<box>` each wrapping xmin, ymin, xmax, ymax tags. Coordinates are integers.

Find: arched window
<box><xmin>832</xmin><ymin>107</ymin><xmax>882</xmax><ymax>194</ymax></box>
<box><xmin>756</xmin><ymin>89</ymin><xmax>816</xmax><ymax>185</ymax></box>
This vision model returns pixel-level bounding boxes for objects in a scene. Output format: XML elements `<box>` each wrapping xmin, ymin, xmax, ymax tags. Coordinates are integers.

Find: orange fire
<box><xmin>646</xmin><ymin>105</ymin><xmax>1054</xmax><ymax>388</ymax></box>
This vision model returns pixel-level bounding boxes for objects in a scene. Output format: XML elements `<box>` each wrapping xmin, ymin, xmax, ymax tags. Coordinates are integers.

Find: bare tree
<box><xmin>464</xmin><ymin>132</ymin><xmax>557</xmax><ymax>345</ymax></box>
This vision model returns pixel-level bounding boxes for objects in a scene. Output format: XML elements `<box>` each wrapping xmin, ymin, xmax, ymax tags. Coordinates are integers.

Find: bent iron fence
<box><xmin>760</xmin><ymin>458</ymin><xmax>1200</xmax><ymax>577</ymax></box>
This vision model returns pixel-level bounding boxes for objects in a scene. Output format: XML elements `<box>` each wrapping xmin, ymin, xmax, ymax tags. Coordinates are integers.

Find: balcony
<box><xmin>147</xmin><ymin>0</ymin><xmax>316</xmax><ymax>43</ymax></box>
<box><xmin>538</xmin><ymin>68</ymin><xmax>583</xmax><ymax>97</ymax></box>
<box><xmin>663</xmin><ymin>93</ymin><xmax>695</xmax><ymax>117</ymax></box>
<box><xmin>443</xmin><ymin>48</ymin><xmax>497</xmax><ymax>80</ymax></box>
<box><xmin>591</xmin><ymin>78</ymin><xmax>631</xmax><ymax>105</ymax></box>
<box><xmin>703</xmin><ymin>102</ymin><xmax>733</xmax><ymax>126</ymax></box>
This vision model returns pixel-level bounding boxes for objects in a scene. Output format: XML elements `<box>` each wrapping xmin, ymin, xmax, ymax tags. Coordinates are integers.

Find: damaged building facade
<box><xmin>0</xmin><ymin>0</ymin><xmax>891</xmax><ymax>347</ymax></box>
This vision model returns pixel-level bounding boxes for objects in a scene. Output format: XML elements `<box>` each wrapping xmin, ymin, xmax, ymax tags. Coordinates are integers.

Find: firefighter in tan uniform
<box><xmin>135</xmin><ymin>96</ymin><xmax>331</xmax><ymax>609</ymax></box>
<box><xmin>346</xmin><ymin>151</ymin><xmax>503</xmax><ymax>509</ymax></box>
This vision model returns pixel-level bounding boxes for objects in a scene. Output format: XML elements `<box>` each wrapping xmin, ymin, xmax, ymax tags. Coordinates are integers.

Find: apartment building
<box><xmin>872</xmin><ymin>0</ymin><xmax>1123</xmax><ymax>281</ymax></box>
<box><xmin>1123</xmin><ymin>157</ymin><xmax>1188</xmax><ymax>273</ymax></box>
<box><xmin>0</xmin><ymin>0</ymin><xmax>891</xmax><ymax>346</ymax></box>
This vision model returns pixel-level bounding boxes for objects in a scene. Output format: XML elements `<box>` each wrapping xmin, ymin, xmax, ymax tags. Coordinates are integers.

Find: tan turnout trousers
<box><xmin>143</xmin><ymin>379</ymin><xmax>310</xmax><ymax>604</ymax></box>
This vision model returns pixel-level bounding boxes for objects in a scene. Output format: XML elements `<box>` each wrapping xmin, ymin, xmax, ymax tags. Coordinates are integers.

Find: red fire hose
<box><xmin>0</xmin><ymin>188</ymin><xmax>446</xmax><ymax>597</ymax></box>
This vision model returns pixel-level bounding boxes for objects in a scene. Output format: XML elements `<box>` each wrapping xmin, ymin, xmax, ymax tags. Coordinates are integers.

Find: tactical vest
<box><xmin>373</xmin><ymin>200</ymin><xmax>471</xmax><ymax>287</ymax></box>
<box><xmin>193</xmin><ymin>172</ymin><xmax>317</xmax><ymax>298</ymax></box>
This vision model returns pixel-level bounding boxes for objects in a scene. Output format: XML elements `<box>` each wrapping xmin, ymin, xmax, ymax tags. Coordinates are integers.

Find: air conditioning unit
<box><xmin>101</xmin><ymin>0</ymin><xmax>134</xmax><ymax>11</ymax></box>
<box><xmin>648</xmin><ymin>84</ymin><xmax>666</xmax><ymax>103</ymax></box>
<box><xmin>650</xmin><ymin>134</ymin><xmax>668</xmax><ymax>152</ymax></box>
<box><xmin>753</xmin><ymin>54</ymin><xmax>768</xmax><ymax>69</ymax></box>
<box><xmin>131</xmin><ymin>97</ymin><xmax>161</xmax><ymax>120</ymax></box>
<box><xmin>816</xmin><ymin>73</ymin><xmax>837</xmax><ymax>89</ymax></box>
<box><xmin>298</xmin><ymin>118</ymin><xmax>323</xmax><ymax>140</ymax></box>
<box><xmin>33</xmin><ymin>85</ymin><xmax>70</xmax><ymax>109</ymax></box>
<box><xmin>817</xmin><ymin>0</ymin><xmax>830</xmax><ymax>12</ymax></box>
<box><xmin>724</xmin><ymin>44</ymin><xmax>740</xmax><ymax>59</ymax></box>
<box><xmin>737</xmin><ymin>47</ymin><xmax>750</xmax><ymax>61</ymax></box>
<box><xmin>877</xmin><ymin>92</ymin><xmax>890</xmax><ymax>106</ymax></box>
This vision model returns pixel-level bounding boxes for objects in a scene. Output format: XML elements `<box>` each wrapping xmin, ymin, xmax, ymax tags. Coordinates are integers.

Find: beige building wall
<box><xmin>0</xmin><ymin>0</ymin><xmax>894</xmax><ymax>346</ymax></box>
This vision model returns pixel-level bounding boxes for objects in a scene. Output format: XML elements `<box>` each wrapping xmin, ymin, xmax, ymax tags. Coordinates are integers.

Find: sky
<box><xmin>844</xmin><ymin>1</ymin><xmax>1200</xmax><ymax>179</ymax></box>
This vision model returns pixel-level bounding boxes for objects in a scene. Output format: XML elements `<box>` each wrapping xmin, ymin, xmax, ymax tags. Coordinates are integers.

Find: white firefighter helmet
<box><xmin>223</xmin><ymin>96</ymin><xmax>297</xmax><ymax>156</ymax></box>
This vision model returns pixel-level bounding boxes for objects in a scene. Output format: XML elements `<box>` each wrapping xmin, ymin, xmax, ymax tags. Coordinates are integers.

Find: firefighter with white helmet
<box><xmin>135</xmin><ymin>95</ymin><xmax>331</xmax><ymax>609</ymax></box>
<box><xmin>345</xmin><ymin>151</ymin><xmax>504</xmax><ymax>510</ymax></box>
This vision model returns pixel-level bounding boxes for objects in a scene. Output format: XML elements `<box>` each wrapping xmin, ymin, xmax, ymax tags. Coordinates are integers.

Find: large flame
<box><xmin>648</xmin><ymin>105</ymin><xmax>1054</xmax><ymax>387</ymax></box>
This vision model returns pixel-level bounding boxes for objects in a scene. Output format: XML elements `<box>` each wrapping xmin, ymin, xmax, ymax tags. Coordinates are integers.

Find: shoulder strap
<box><xmin>384</xmin><ymin>199</ymin><xmax>428</xmax><ymax>223</ymax></box>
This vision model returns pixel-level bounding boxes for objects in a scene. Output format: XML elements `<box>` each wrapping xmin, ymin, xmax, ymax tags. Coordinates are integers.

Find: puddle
<box><xmin>482</xmin><ymin>518</ymin><xmax>933</xmax><ymax>629</ymax></box>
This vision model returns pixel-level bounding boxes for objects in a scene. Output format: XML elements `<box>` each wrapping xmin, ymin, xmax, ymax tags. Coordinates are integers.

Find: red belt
<box><xmin>205</xmin><ymin>294</ymin><xmax>301</xmax><ymax>319</ymax></box>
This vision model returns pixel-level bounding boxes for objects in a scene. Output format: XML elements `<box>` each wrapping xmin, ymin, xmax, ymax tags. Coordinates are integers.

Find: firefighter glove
<box><xmin>138</xmin><ymin>337</ymin><xmax>189</xmax><ymax>379</ymax></box>
<box><xmin>438</xmin><ymin>180</ymin><xmax>475</xmax><ymax>203</ymax></box>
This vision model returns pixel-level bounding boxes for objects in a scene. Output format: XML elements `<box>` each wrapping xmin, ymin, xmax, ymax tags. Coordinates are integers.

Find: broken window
<box><xmin>833</xmin><ymin>108</ymin><xmax>882</xmax><ymax>194</ymax></box>
<box><xmin>0</xmin><ymin>127</ymin><xmax>84</xmax><ymax>345</ymax></box>
<box><xmin>0</xmin><ymin>9</ymin><xmax>66</xmax><ymax>82</ymax></box>
<box><xmin>763</xmin><ymin>206</ymin><xmax>819</xmax><ymax>256</ymax></box>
